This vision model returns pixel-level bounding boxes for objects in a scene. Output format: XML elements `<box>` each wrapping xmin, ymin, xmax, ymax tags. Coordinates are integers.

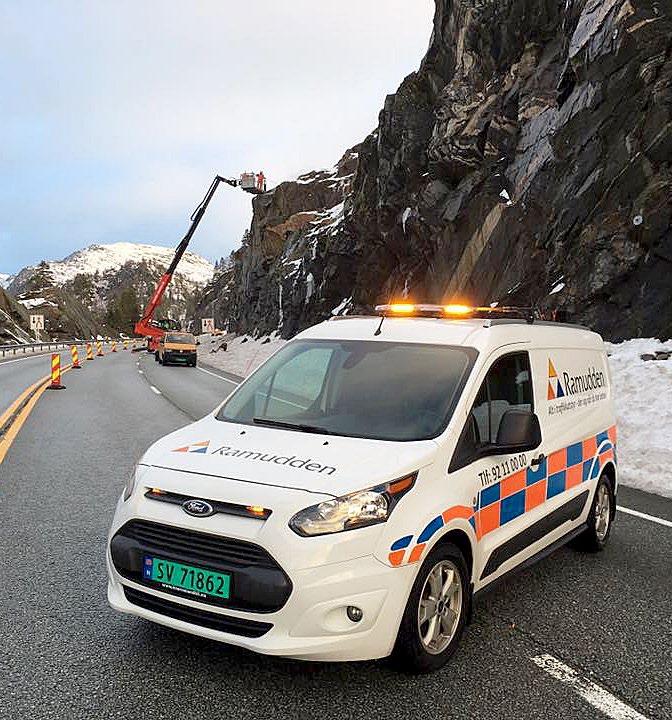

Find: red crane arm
<box><xmin>134</xmin><ymin>175</ymin><xmax>239</xmax><ymax>347</ymax></box>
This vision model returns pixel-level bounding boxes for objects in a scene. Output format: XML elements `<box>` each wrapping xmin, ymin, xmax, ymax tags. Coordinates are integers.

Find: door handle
<box><xmin>530</xmin><ymin>453</ymin><xmax>545</xmax><ymax>467</ymax></box>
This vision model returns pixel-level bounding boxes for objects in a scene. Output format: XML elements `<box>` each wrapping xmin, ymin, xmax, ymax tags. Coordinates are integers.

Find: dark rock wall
<box><xmin>201</xmin><ymin>0</ymin><xmax>672</xmax><ymax>341</ymax></box>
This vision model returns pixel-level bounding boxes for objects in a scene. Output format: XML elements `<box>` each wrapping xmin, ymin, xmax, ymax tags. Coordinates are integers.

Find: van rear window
<box><xmin>166</xmin><ymin>334</ymin><xmax>195</xmax><ymax>344</ymax></box>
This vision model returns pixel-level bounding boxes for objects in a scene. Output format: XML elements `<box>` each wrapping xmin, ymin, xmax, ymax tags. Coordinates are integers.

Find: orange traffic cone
<box><xmin>71</xmin><ymin>345</ymin><xmax>82</xmax><ymax>369</ymax></box>
<box><xmin>96</xmin><ymin>341</ymin><xmax>104</xmax><ymax>357</ymax></box>
<box><xmin>86</xmin><ymin>343</ymin><xmax>94</xmax><ymax>360</ymax></box>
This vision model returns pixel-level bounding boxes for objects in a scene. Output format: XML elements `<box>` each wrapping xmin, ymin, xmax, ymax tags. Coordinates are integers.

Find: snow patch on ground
<box><xmin>198</xmin><ymin>334</ymin><xmax>287</xmax><ymax>377</ymax></box>
<box><xmin>607</xmin><ymin>338</ymin><xmax>672</xmax><ymax>498</ymax></box>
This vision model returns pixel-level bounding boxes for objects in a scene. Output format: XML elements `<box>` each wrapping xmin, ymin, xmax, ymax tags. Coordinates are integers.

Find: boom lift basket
<box><xmin>240</xmin><ymin>172</ymin><xmax>264</xmax><ymax>194</ymax></box>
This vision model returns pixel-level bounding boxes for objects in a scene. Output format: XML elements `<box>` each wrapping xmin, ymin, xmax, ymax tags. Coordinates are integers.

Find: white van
<box><xmin>107</xmin><ymin>304</ymin><xmax>618</xmax><ymax>672</ymax></box>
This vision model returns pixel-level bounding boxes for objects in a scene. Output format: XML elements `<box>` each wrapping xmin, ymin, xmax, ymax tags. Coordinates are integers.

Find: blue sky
<box><xmin>0</xmin><ymin>1</ymin><xmax>434</xmax><ymax>274</ymax></box>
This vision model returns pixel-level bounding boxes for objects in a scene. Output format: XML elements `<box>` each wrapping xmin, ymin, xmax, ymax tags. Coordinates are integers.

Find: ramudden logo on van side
<box><xmin>547</xmin><ymin>359</ymin><xmax>606</xmax><ymax>400</ymax></box>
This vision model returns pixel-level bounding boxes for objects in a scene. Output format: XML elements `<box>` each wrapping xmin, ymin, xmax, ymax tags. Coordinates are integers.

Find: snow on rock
<box><xmin>331</xmin><ymin>297</ymin><xmax>352</xmax><ymax>316</ymax></box>
<box><xmin>198</xmin><ymin>334</ymin><xmax>287</xmax><ymax>378</ymax></box>
<box><xmin>499</xmin><ymin>189</ymin><xmax>513</xmax><ymax>206</ymax></box>
<box><xmin>0</xmin><ymin>273</ymin><xmax>12</xmax><ymax>289</ymax></box>
<box><xmin>607</xmin><ymin>338</ymin><xmax>672</xmax><ymax>498</ymax></box>
<box><xmin>18</xmin><ymin>297</ymin><xmax>56</xmax><ymax>309</ymax></box>
<box><xmin>402</xmin><ymin>207</ymin><xmax>412</xmax><ymax>233</ymax></box>
<box><xmin>305</xmin><ymin>201</ymin><xmax>345</xmax><ymax>240</ymax></box>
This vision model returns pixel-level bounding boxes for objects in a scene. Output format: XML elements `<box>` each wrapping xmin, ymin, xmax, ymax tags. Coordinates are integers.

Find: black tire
<box><xmin>392</xmin><ymin>542</ymin><xmax>470</xmax><ymax>673</ymax></box>
<box><xmin>158</xmin><ymin>355</ymin><xmax>164</xmax><ymax>366</ymax></box>
<box><xmin>573</xmin><ymin>474</ymin><xmax>614</xmax><ymax>552</ymax></box>
<box><xmin>154</xmin><ymin>351</ymin><xmax>159</xmax><ymax>362</ymax></box>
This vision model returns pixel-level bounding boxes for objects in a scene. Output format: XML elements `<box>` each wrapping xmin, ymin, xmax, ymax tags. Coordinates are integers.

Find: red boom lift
<box><xmin>134</xmin><ymin>173</ymin><xmax>265</xmax><ymax>352</ymax></box>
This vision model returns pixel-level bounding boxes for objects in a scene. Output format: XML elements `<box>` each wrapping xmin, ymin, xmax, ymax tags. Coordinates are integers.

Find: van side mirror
<box><xmin>495</xmin><ymin>409</ymin><xmax>542</xmax><ymax>453</ymax></box>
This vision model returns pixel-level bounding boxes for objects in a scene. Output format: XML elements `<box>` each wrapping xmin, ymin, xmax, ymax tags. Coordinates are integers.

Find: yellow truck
<box><xmin>156</xmin><ymin>332</ymin><xmax>198</xmax><ymax>367</ymax></box>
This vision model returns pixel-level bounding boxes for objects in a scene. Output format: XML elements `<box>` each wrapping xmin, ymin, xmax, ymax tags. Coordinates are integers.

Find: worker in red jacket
<box><xmin>256</xmin><ymin>171</ymin><xmax>266</xmax><ymax>192</ymax></box>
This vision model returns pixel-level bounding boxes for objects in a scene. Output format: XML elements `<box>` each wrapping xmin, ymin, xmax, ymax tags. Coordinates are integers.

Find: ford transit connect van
<box><xmin>108</xmin><ymin>304</ymin><xmax>617</xmax><ymax>672</ymax></box>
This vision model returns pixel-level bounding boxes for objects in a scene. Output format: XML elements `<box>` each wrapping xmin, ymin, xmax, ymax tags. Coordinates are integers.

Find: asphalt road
<box><xmin>0</xmin><ymin>352</ymin><xmax>57</xmax><ymax>412</ymax></box>
<box><xmin>0</xmin><ymin>350</ymin><xmax>670</xmax><ymax>720</ymax></box>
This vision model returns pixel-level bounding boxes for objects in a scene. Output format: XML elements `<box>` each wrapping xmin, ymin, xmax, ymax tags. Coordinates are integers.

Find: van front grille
<box><xmin>119</xmin><ymin>519</ymin><xmax>277</xmax><ymax>569</ymax></box>
<box><xmin>111</xmin><ymin>520</ymin><xmax>292</xmax><ymax>612</ymax></box>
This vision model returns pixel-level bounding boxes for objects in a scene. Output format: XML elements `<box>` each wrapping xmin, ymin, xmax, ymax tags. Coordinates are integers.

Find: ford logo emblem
<box><xmin>182</xmin><ymin>499</ymin><xmax>214</xmax><ymax>517</ymax></box>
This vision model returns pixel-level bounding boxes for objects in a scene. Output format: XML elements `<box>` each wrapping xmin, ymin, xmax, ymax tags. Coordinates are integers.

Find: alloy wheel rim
<box><xmin>417</xmin><ymin>559</ymin><xmax>462</xmax><ymax>655</ymax></box>
<box><xmin>595</xmin><ymin>484</ymin><xmax>611</xmax><ymax>541</ymax></box>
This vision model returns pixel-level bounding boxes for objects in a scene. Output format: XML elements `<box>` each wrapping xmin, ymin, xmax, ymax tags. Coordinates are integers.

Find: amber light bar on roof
<box><xmin>375</xmin><ymin>303</ymin><xmax>474</xmax><ymax>318</ymax></box>
<box><xmin>375</xmin><ymin>303</ymin><xmax>536</xmax><ymax>322</ymax></box>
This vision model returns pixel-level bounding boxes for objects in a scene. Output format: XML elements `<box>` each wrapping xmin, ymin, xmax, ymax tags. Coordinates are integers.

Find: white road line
<box><xmin>0</xmin><ymin>353</ymin><xmax>53</xmax><ymax>367</ymax></box>
<box><xmin>618</xmin><ymin>505</ymin><xmax>672</xmax><ymax>528</ymax></box>
<box><xmin>196</xmin><ymin>366</ymin><xmax>239</xmax><ymax>386</ymax></box>
<box><xmin>149</xmin><ymin>386</ymin><xmax>162</xmax><ymax>395</ymax></box>
<box><xmin>531</xmin><ymin>654</ymin><xmax>649</xmax><ymax>720</ymax></box>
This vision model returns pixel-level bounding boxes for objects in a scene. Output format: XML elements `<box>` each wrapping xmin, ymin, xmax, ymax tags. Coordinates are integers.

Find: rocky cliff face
<box><xmin>0</xmin><ymin>288</ymin><xmax>32</xmax><ymax>344</ymax></box>
<box><xmin>195</xmin><ymin>149</ymin><xmax>358</xmax><ymax>336</ymax></box>
<box><xmin>200</xmin><ymin>0</ymin><xmax>672</xmax><ymax>341</ymax></box>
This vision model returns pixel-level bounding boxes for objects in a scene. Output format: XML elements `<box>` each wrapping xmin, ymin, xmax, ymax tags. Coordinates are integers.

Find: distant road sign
<box><xmin>201</xmin><ymin>318</ymin><xmax>215</xmax><ymax>334</ymax></box>
<box><xmin>30</xmin><ymin>314</ymin><xmax>45</xmax><ymax>330</ymax></box>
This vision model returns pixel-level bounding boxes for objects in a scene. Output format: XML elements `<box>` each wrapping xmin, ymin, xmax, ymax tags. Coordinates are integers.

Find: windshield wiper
<box><xmin>252</xmin><ymin>417</ymin><xmax>336</xmax><ymax>436</ymax></box>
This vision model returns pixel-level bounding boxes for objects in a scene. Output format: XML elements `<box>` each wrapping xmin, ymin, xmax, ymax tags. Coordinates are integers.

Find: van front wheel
<box><xmin>392</xmin><ymin>542</ymin><xmax>469</xmax><ymax>673</ymax></box>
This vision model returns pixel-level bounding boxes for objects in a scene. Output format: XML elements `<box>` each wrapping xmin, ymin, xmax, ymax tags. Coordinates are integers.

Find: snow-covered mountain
<box><xmin>7</xmin><ymin>242</ymin><xmax>215</xmax><ymax>338</ymax></box>
<box><xmin>10</xmin><ymin>242</ymin><xmax>213</xmax><ymax>292</ymax></box>
<box><xmin>0</xmin><ymin>273</ymin><xmax>12</xmax><ymax>289</ymax></box>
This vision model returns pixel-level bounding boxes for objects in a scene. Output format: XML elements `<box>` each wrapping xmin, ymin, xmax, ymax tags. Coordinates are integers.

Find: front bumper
<box><xmin>107</xmin><ymin>543</ymin><xmax>414</xmax><ymax>661</ymax></box>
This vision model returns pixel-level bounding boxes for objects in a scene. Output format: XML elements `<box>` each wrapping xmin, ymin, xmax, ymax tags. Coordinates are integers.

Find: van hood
<box><xmin>141</xmin><ymin>416</ymin><xmax>438</xmax><ymax>497</ymax></box>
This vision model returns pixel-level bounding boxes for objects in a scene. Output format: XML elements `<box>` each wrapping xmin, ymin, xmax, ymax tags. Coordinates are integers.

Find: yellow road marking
<box><xmin>0</xmin><ymin>374</ymin><xmax>51</xmax><ymax>428</ymax></box>
<box><xmin>0</xmin><ymin>364</ymin><xmax>73</xmax><ymax>466</ymax></box>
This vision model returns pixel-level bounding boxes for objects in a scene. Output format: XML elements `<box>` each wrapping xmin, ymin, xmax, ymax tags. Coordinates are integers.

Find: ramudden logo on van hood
<box><xmin>547</xmin><ymin>358</ymin><xmax>605</xmax><ymax>400</ymax></box>
<box><xmin>173</xmin><ymin>440</ymin><xmax>210</xmax><ymax>454</ymax></box>
<box><xmin>172</xmin><ymin>439</ymin><xmax>337</xmax><ymax>475</ymax></box>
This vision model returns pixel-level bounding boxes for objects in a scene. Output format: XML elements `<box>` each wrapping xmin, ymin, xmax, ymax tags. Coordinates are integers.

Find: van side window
<box><xmin>451</xmin><ymin>352</ymin><xmax>533</xmax><ymax>469</ymax></box>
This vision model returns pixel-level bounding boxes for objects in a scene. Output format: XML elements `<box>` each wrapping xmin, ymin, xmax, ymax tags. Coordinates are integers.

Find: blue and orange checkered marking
<box><xmin>387</xmin><ymin>425</ymin><xmax>617</xmax><ymax>566</ymax></box>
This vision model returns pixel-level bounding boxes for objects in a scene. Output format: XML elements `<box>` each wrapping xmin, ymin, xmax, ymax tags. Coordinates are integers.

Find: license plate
<box><xmin>143</xmin><ymin>556</ymin><xmax>230</xmax><ymax>599</ymax></box>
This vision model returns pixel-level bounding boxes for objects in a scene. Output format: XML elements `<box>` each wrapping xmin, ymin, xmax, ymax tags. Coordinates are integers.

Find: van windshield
<box><xmin>166</xmin><ymin>333</ymin><xmax>195</xmax><ymax>344</ymax></box>
<box><xmin>216</xmin><ymin>340</ymin><xmax>476</xmax><ymax>441</ymax></box>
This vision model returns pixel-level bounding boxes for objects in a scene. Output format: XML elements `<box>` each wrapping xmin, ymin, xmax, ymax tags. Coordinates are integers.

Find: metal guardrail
<box><xmin>0</xmin><ymin>340</ymin><xmax>134</xmax><ymax>359</ymax></box>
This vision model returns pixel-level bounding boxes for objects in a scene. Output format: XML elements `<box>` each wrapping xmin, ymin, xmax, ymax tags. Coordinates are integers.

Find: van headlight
<box><xmin>123</xmin><ymin>462</ymin><xmax>148</xmax><ymax>502</ymax></box>
<box><xmin>289</xmin><ymin>472</ymin><xmax>417</xmax><ymax>537</ymax></box>
<box><xmin>123</xmin><ymin>466</ymin><xmax>138</xmax><ymax>501</ymax></box>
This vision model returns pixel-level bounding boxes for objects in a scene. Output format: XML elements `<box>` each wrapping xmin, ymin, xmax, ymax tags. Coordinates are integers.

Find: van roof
<box><xmin>297</xmin><ymin>316</ymin><xmax>605</xmax><ymax>353</ymax></box>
